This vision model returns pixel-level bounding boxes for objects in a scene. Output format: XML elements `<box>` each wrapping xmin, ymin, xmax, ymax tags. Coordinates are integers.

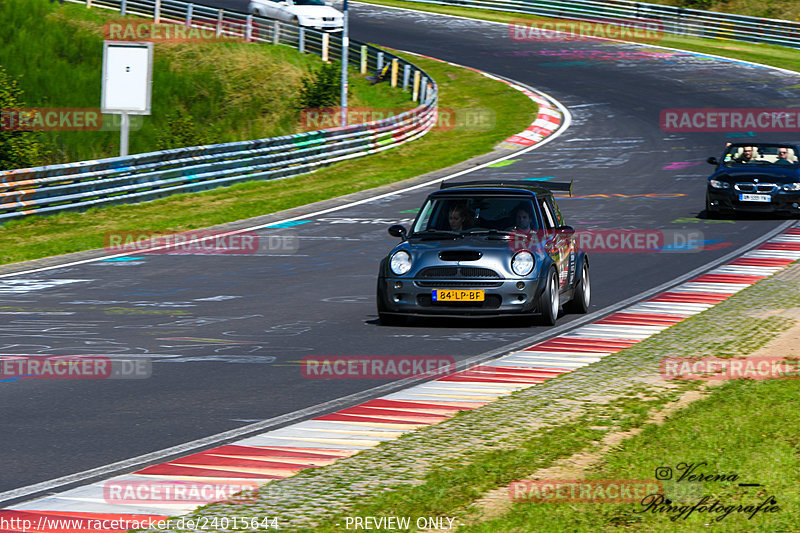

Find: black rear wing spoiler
<box><xmin>440</xmin><ymin>179</ymin><xmax>573</xmax><ymax>197</ymax></box>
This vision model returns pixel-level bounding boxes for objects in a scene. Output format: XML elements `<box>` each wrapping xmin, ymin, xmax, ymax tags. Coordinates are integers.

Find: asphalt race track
<box><xmin>2</xmin><ymin>2</ymin><xmax>799</xmax><ymax>499</ymax></box>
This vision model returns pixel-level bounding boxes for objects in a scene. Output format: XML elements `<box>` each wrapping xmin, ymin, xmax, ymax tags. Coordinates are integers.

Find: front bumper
<box><xmin>379</xmin><ymin>276</ymin><xmax>547</xmax><ymax>316</ymax></box>
<box><xmin>707</xmin><ymin>188</ymin><xmax>800</xmax><ymax>214</ymax></box>
<box><xmin>303</xmin><ymin>21</ymin><xmax>343</xmax><ymax>31</ymax></box>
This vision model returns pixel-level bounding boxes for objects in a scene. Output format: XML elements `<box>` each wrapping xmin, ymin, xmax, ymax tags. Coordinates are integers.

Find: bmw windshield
<box><xmin>722</xmin><ymin>144</ymin><xmax>799</xmax><ymax>167</ymax></box>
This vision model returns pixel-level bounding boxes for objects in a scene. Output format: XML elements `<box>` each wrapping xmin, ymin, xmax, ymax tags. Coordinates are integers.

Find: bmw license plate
<box><xmin>432</xmin><ymin>289</ymin><xmax>484</xmax><ymax>302</ymax></box>
<box><xmin>739</xmin><ymin>193</ymin><xmax>771</xmax><ymax>202</ymax></box>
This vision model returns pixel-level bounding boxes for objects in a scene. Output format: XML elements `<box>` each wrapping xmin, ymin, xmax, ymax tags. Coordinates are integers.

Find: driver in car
<box><xmin>508</xmin><ymin>203</ymin><xmax>534</xmax><ymax>230</ymax></box>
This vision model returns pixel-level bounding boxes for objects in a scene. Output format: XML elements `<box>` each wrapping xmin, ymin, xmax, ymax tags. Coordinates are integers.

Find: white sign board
<box><xmin>101</xmin><ymin>41</ymin><xmax>153</xmax><ymax>114</ymax></box>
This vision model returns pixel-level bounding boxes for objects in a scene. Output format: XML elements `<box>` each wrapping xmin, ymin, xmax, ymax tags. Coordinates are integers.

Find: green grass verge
<box><xmin>464</xmin><ymin>377</ymin><xmax>800</xmax><ymax>532</ymax></box>
<box><xmin>356</xmin><ymin>0</ymin><xmax>800</xmax><ymax>73</ymax></box>
<box><xmin>638</xmin><ymin>0</ymin><xmax>800</xmax><ymax>23</ymax></box>
<box><xmin>0</xmin><ymin>51</ymin><xmax>536</xmax><ymax>265</ymax></box>
<box><xmin>0</xmin><ymin>0</ymin><xmax>412</xmax><ymax>163</ymax></box>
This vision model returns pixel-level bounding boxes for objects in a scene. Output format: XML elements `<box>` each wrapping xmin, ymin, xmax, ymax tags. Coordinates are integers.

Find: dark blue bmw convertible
<box><xmin>706</xmin><ymin>142</ymin><xmax>800</xmax><ymax>217</ymax></box>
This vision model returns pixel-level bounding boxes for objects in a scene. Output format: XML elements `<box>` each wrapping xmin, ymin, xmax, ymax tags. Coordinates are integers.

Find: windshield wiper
<box><xmin>413</xmin><ymin>230</ymin><xmax>465</xmax><ymax>239</ymax></box>
<box><xmin>464</xmin><ymin>229</ymin><xmax>515</xmax><ymax>237</ymax></box>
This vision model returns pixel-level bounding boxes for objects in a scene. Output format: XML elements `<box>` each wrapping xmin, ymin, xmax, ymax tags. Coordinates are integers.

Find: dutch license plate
<box><xmin>432</xmin><ymin>289</ymin><xmax>485</xmax><ymax>302</ymax></box>
<box><xmin>739</xmin><ymin>193</ymin><xmax>771</xmax><ymax>202</ymax></box>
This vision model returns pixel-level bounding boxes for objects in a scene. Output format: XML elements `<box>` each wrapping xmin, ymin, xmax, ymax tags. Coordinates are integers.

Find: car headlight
<box><xmin>511</xmin><ymin>251</ymin><xmax>534</xmax><ymax>276</ymax></box>
<box><xmin>782</xmin><ymin>183</ymin><xmax>800</xmax><ymax>191</ymax></box>
<box><xmin>709</xmin><ymin>180</ymin><xmax>730</xmax><ymax>189</ymax></box>
<box><xmin>390</xmin><ymin>250</ymin><xmax>412</xmax><ymax>275</ymax></box>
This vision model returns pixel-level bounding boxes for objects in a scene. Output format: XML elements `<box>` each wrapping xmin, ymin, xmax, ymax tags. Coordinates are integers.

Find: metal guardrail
<box><xmin>0</xmin><ymin>0</ymin><xmax>437</xmax><ymax>222</ymax></box>
<box><xmin>387</xmin><ymin>0</ymin><xmax>800</xmax><ymax>49</ymax></box>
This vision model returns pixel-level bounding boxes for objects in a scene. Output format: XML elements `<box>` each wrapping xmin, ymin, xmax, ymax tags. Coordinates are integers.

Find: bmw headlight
<box><xmin>511</xmin><ymin>251</ymin><xmax>534</xmax><ymax>276</ymax></box>
<box><xmin>709</xmin><ymin>180</ymin><xmax>730</xmax><ymax>189</ymax></box>
<box><xmin>390</xmin><ymin>250</ymin><xmax>412</xmax><ymax>275</ymax></box>
<box><xmin>782</xmin><ymin>183</ymin><xmax>800</xmax><ymax>191</ymax></box>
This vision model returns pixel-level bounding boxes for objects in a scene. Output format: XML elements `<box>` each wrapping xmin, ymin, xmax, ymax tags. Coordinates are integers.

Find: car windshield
<box><xmin>412</xmin><ymin>196</ymin><xmax>540</xmax><ymax>234</ymax></box>
<box><xmin>292</xmin><ymin>0</ymin><xmax>326</xmax><ymax>5</ymax></box>
<box><xmin>722</xmin><ymin>144</ymin><xmax>799</xmax><ymax>167</ymax></box>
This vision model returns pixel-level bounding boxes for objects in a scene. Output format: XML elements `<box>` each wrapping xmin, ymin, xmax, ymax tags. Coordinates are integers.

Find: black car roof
<box><xmin>437</xmin><ymin>179</ymin><xmax>573</xmax><ymax>197</ymax></box>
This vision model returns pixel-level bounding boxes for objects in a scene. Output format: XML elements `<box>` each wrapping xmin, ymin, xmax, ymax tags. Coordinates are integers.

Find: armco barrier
<box><xmin>0</xmin><ymin>0</ymin><xmax>437</xmax><ymax>222</ymax></box>
<box><xmin>389</xmin><ymin>0</ymin><xmax>800</xmax><ymax>49</ymax></box>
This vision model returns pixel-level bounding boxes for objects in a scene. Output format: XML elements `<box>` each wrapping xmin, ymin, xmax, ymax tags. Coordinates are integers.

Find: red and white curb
<box><xmin>400</xmin><ymin>52</ymin><xmax>564</xmax><ymax>150</ymax></box>
<box><xmin>499</xmin><ymin>90</ymin><xmax>561</xmax><ymax>148</ymax></box>
<box><xmin>3</xmin><ymin>224</ymin><xmax>798</xmax><ymax>531</ymax></box>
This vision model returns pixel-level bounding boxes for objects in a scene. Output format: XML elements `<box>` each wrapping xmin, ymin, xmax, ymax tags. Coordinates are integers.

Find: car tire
<box><xmin>537</xmin><ymin>268</ymin><xmax>560</xmax><ymax>326</ymax></box>
<box><xmin>565</xmin><ymin>260</ymin><xmax>590</xmax><ymax>314</ymax></box>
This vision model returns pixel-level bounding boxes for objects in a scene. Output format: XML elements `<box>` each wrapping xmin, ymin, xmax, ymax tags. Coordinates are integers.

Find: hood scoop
<box><xmin>439</xmin><ymin>250</ymin><xmax>482</xmax><ymax>261</ymax></box>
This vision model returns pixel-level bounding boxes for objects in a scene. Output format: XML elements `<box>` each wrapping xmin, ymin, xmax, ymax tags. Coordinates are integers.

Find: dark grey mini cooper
<box><xmin>376</xmin><ymin>180</ymin><xmax>590</xmax><ymax>325</ymax></box>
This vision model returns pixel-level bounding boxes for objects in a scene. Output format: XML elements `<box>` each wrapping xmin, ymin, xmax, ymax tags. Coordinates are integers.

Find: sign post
<box><xmin>101</xmin><ymin>41</ymin><xmax>153</xmax><ymax>157</ymax></box>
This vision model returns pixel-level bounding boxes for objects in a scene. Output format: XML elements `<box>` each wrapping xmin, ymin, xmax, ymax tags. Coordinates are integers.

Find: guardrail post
<box><xmin>402</xmin><ymin>64</ymin><xmax>410</xmax><ymax>90</ymax></box>
<box><xmin>377</xmin><ymin>52</ymin><xmax>384</xmax><ymax>72</ymax></box>
<box><xmin>420</xmin><ymin>76</ymin><xmax>427</xmax><ymax>102</ymax></box>
<box><xmin>217</xmin><ymin>9</ymin><xmax>224</xmax><ymax>37</ymax></box>
<box><xmin>120</xmin><ymin>0</ymin><xmax>126</xmax><ymax>15</ymax></box>
<box><xmin>154</xmin><ymin>0</ymin><xmax>161</xmax><ymax>23</ymax></box>
<box><xmin>273</xmin><ymin>20</ymin><xmax>280</xmax><ymax>44</ymax></box>
<box><xmin>412</xmin><ymin>70</ymin><xmax>420</xmax><ymax>102</ymax></box>
<box><xmin>360</xmin><ymin>45</ymin><xmax>367</xmax><ymax>73</ymax></box>
<box><xmin>245</xmin><ymin>15</ymin><xmax>253</xmax><ymax>42</ymax></box>
<box><xmin>186</xmin><ymin>4</ymin><xmax>193</xmax><ymax>28</ymax></box>
<box><xmin>86</xmin><ymin>0</ymin><xmax>92</xmax><ymax>7</ymax></box>
<box><xmin>390</xmin><ymin>59</ymin><xmax>399</xmax><ymax>88</ymax></box>
<box><xmin>322</xmin><ymin>32</ymin><xmax>329</xmax><ymax>62</ymax></box>
<box><xmin>299</xmin><ymin>27</ymin><xmax>305</xmax><ymax>52</ymax></box>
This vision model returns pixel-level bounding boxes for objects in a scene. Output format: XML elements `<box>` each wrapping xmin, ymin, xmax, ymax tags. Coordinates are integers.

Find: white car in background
<box><xmin>248</xmin><ymin>0</ymin><xmax>344</xmax><ymax>31</ymax></box>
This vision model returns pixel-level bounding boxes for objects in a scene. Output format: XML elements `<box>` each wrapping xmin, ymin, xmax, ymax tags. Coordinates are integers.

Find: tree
<box><xmin>0</xmin><ymin>65</ymin><xmax>48</xmax><ymax>170</ymax></box>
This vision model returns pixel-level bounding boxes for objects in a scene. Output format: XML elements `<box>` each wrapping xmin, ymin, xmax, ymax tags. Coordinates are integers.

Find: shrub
<box><xmin>296</xmin><ymin>61</ymin><xmax>341</xmax><ymax>109</ymax></box>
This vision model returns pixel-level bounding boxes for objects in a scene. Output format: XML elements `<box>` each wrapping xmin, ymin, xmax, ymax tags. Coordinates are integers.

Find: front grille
<box><xmin>417</xmin><ymin>267</ymin><xmax>500</xmax><ymax>279</ymax></box>
<box><xmin>460</xmin><ymin>267</ymin><xmax>500</xmax><ymax>278</ymax></box>
<box><xmin>415</xmin><ymin>281</ymin><xmax>503</xmax><ymax>288</ymax></box>
<box><xmin>417</xmin><ymin>294</ymin><xmax>502</xmax><ymax>309</ymax></box>
<box><xmin>418</xmin><ymin>267</ymin><xmax>458</xmax><ymax>278</ymax></box>
<box><xmin>323</xmin><ymin>17</ymin><xmax>336</xmax><ymax>21</ymax></box>
<box><xmin>734</xmin><ymin>183</ymin><xmax>778</xmax><ymax>193</ymax></box>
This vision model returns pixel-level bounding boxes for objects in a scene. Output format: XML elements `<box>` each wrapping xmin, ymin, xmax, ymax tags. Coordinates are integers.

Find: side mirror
<box><xmin>707</xmin><ymin>156</ymin><xmax>719</xmax><ymax>165</ymax></box>
<box><xmin>388</xmin><ymin>224</ymin><xmax>407</xmax><ymax>240</ymax></box>
<box><xmin>556</xmin><ymin>225</ymin><xmax>575</xmax><ymax>235</ymax></box>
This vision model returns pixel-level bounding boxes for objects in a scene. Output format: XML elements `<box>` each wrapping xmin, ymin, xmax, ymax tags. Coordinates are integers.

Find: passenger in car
<box><xmin>776</xmin><ymin>147</ymin><xmax>797</xmax><ymax>165</ymax></box>
<box><xmin>448</xmin><ymin>204</ymin><xmax>474</xmax><ymax>231</ymax></box>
